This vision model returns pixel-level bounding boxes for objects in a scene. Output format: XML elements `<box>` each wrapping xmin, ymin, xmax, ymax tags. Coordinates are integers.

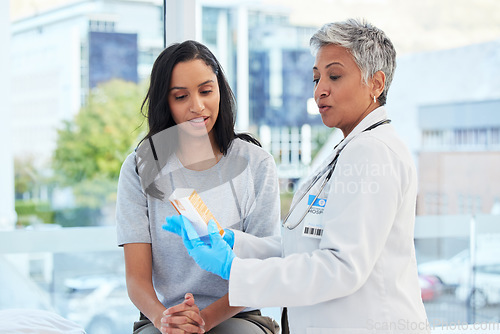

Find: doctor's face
<box><xmin>168</xmin><ymin>59</ymin><xmax>220</xmax><ymax>141</ymax></box>
<box><xmin>313</xmin><ymin>44</ymin><xmax>374</xmax><ymax>137</ymax></box>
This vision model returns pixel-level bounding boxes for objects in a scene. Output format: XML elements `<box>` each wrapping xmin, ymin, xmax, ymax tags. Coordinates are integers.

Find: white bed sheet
<box><xmin>0</xmin><ymin>309</ymin><xmax>86</xmax><ymax>334</ymax></box>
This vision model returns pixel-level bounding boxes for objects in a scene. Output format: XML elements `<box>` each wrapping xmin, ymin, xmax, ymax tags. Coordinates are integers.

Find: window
<box><xmin>89</xmin><ymin>20</ymin><xmax>115</xmax><ymax>32</ymax></box>
<box><xmin>4</xmin><ymin>1</ymin><xmax>500</xmax><ymax>331</ymax></box>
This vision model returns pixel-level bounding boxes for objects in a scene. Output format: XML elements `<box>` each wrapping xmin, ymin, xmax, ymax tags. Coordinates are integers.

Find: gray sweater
<box><xmin>116</xmin><ymin>138</ymin><xmax>281</xmax><ymax>310</ymax></box>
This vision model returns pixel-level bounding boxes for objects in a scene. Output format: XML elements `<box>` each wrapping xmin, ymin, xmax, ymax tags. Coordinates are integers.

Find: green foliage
<box><xmin>15</xmin><ymin>200</ymin><xmax>102</xmax><ymax>227</ymax></box>
<box><xmin>15</xmin><ymin>200</ymin><xmax>55</xmax><ymax>227</ymax></box>
<box><xmin>52</xmin><ymin>79</ymin><xmax>147</xmax><ymax>206</ymax></box>
<box><xmin>71</xmin><ymin>177</ymin><xmax>118</xmax><ymax>208</ymax></box>
<box><xmin>15</xmin><ymin>200</ymin><xmax>50</xmax><ymax>215</ymax></box>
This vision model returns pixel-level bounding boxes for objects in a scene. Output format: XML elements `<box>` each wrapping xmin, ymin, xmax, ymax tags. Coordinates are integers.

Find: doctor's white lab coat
<box><xmin>230</xmin><ymin>107</ymin><xmax>429</xmax><ymax>333</ymax></box>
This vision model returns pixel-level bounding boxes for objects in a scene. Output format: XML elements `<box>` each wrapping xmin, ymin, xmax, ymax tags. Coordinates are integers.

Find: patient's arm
<box><xmin>124</xmin><ymin>243</ymin><xmax>166</xmax><ymax>330</ymax></box>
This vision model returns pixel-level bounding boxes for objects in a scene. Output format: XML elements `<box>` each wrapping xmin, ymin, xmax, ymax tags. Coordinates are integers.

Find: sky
<box><xmin>10</xmin><ymin>0</ymin><xmax>500</xmax><ymax>55</ymax></box>
<box><xmin>266</xmin><ymin>0</ymin><xmax>500</xmax><ymax>54</ymax></box>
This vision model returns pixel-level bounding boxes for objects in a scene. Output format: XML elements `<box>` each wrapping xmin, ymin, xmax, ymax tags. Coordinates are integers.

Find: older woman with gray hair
<box><xmin>164</xmin><ymin>18</ymin><xmax>429</xmax><ymax>333</ymax></box>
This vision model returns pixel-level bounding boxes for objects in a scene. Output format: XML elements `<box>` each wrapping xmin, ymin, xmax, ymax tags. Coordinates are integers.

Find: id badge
<box><xmin>302</xmin><ymin>194</ymin><xmax>327</xmax><ymax>239</ymax></box>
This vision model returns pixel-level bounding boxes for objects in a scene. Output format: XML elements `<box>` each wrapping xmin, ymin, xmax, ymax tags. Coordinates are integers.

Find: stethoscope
<box><xmin>282</xmin><ymin>119</ymin><xmax>391</xmax><ymax>230</ymax></box>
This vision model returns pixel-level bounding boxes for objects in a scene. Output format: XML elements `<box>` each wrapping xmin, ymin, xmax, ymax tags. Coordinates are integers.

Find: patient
<box><xmin>116</xmin><ymin>40</ymin><xmax>281</xmax><ymax>333</ymax></box>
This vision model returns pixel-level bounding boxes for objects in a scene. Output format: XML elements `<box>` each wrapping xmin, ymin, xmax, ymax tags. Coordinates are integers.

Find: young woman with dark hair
<box><xmin>116</xmin><ymin>40</ymin><xmax>280</xmax><ymax>334</ymax></box>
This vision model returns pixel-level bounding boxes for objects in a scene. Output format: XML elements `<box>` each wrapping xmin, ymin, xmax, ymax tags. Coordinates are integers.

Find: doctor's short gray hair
<box><xmin>310</xmin><ymin>18</ymin><xmax>396</xmax><ymax>105</ymax></box>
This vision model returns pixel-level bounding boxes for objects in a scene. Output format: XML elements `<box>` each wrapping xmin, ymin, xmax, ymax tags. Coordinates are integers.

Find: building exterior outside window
<box><xmin>417</xmin><ymin>100</ymin><xmax>500</xmax><ymax>216</ymax></box>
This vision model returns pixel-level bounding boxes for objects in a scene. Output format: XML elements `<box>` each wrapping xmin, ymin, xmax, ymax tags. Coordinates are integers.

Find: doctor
<box><xmin>164</xmin><ymin>19</ymin><xmax>429</xmax><ymax>333</ymax></box>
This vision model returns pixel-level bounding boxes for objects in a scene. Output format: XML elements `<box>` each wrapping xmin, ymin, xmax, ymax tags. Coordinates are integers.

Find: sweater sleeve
<box><xmin>115</xmin><ymin>153</ymin><xmax>151</xmax><ymax>246</ymax></box>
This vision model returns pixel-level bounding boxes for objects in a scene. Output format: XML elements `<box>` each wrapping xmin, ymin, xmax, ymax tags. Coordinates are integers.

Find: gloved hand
<box><xmin>163</xmin><ymin>215</ymin><xmax>200</xmax><ymax>241</ymax></box>
<box><xmin>164</xmin><ymin>215</ymin><xmax>235</xmax><ymax>248</ymax></box>
<box><xmin>163</xmin><ymin>216</ymin><xmax>235</xmax><ymax>280</ymax></box>
<box><xmin>222</xmin><ymin>228</ymin><xmax>235</xmax><ymax>249</ymax></box>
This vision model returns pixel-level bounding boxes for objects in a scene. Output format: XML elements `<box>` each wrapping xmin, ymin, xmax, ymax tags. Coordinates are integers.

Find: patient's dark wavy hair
<box><xmin>136</xmin><ymin>40</ymin><xmax>259</xmax><ymax>199</ymax></box>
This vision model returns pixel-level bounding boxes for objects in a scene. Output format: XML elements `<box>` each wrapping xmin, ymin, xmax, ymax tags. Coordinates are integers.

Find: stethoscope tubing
<box><xmin>281</xmin><ymin>119</ymin><xmax>391</xmax><ymax>230</ymax></box>
<box><xmin>283</xmin><ymin>155</ymin><xmax>338</xmax><ymax>230</ymax></box>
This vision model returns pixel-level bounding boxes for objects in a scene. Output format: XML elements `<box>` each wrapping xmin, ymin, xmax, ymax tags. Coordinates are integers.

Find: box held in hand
<box><xmin>169</xmin><ymin>188</ymin><xmax>224</xmax><ymax>239</ymax></box>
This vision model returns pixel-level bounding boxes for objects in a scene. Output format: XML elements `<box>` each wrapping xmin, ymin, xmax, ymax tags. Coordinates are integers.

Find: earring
<box><xmin>373</xmin><ymin>95</ymin><xmax>377</xmax><ymax>103</ymax></box>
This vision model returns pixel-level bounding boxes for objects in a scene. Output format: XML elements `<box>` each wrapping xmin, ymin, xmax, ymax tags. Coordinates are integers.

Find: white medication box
<box><xmin>169</xmin><ymin>188</ymin><xmax>224</xmax><ymax>239</ymax></box>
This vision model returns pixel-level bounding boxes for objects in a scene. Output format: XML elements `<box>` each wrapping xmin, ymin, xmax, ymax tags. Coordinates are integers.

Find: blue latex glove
<box><xmin>163</xmin><ymin>215</ymin><xmax>200</xmax><ymax>241</ymax></box>
<box><xmin>164</xmin><ymin>215</ymin><xmax>235</xmax><ymax>248</ymax></box>
<box><xmin>163</xmin><ymin>216</ymin><xmax>235</xmax><ymax>280</ymax></box>
<box><xmin>223</xmin><ymin>228</ymin><xmax>235</xmax><ymax>249</ymax></box>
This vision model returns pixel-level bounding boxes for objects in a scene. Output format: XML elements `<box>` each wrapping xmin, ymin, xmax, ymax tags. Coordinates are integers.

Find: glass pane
<box><xmin>4</xmin><ymin>1</ymin><xmax>500</xmax><ymax>333</ymax></box>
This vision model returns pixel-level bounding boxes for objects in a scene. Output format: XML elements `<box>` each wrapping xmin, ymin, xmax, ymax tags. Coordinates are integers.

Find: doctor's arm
<box><xmin>232</xmin><ymin>231</ymin><xmax>282</xmax><ymax>259</ymax></box>
<box><xmin>228</xmin><ymin>137</ymin><xmax>412</xmax><ymax>307</ymax></box>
